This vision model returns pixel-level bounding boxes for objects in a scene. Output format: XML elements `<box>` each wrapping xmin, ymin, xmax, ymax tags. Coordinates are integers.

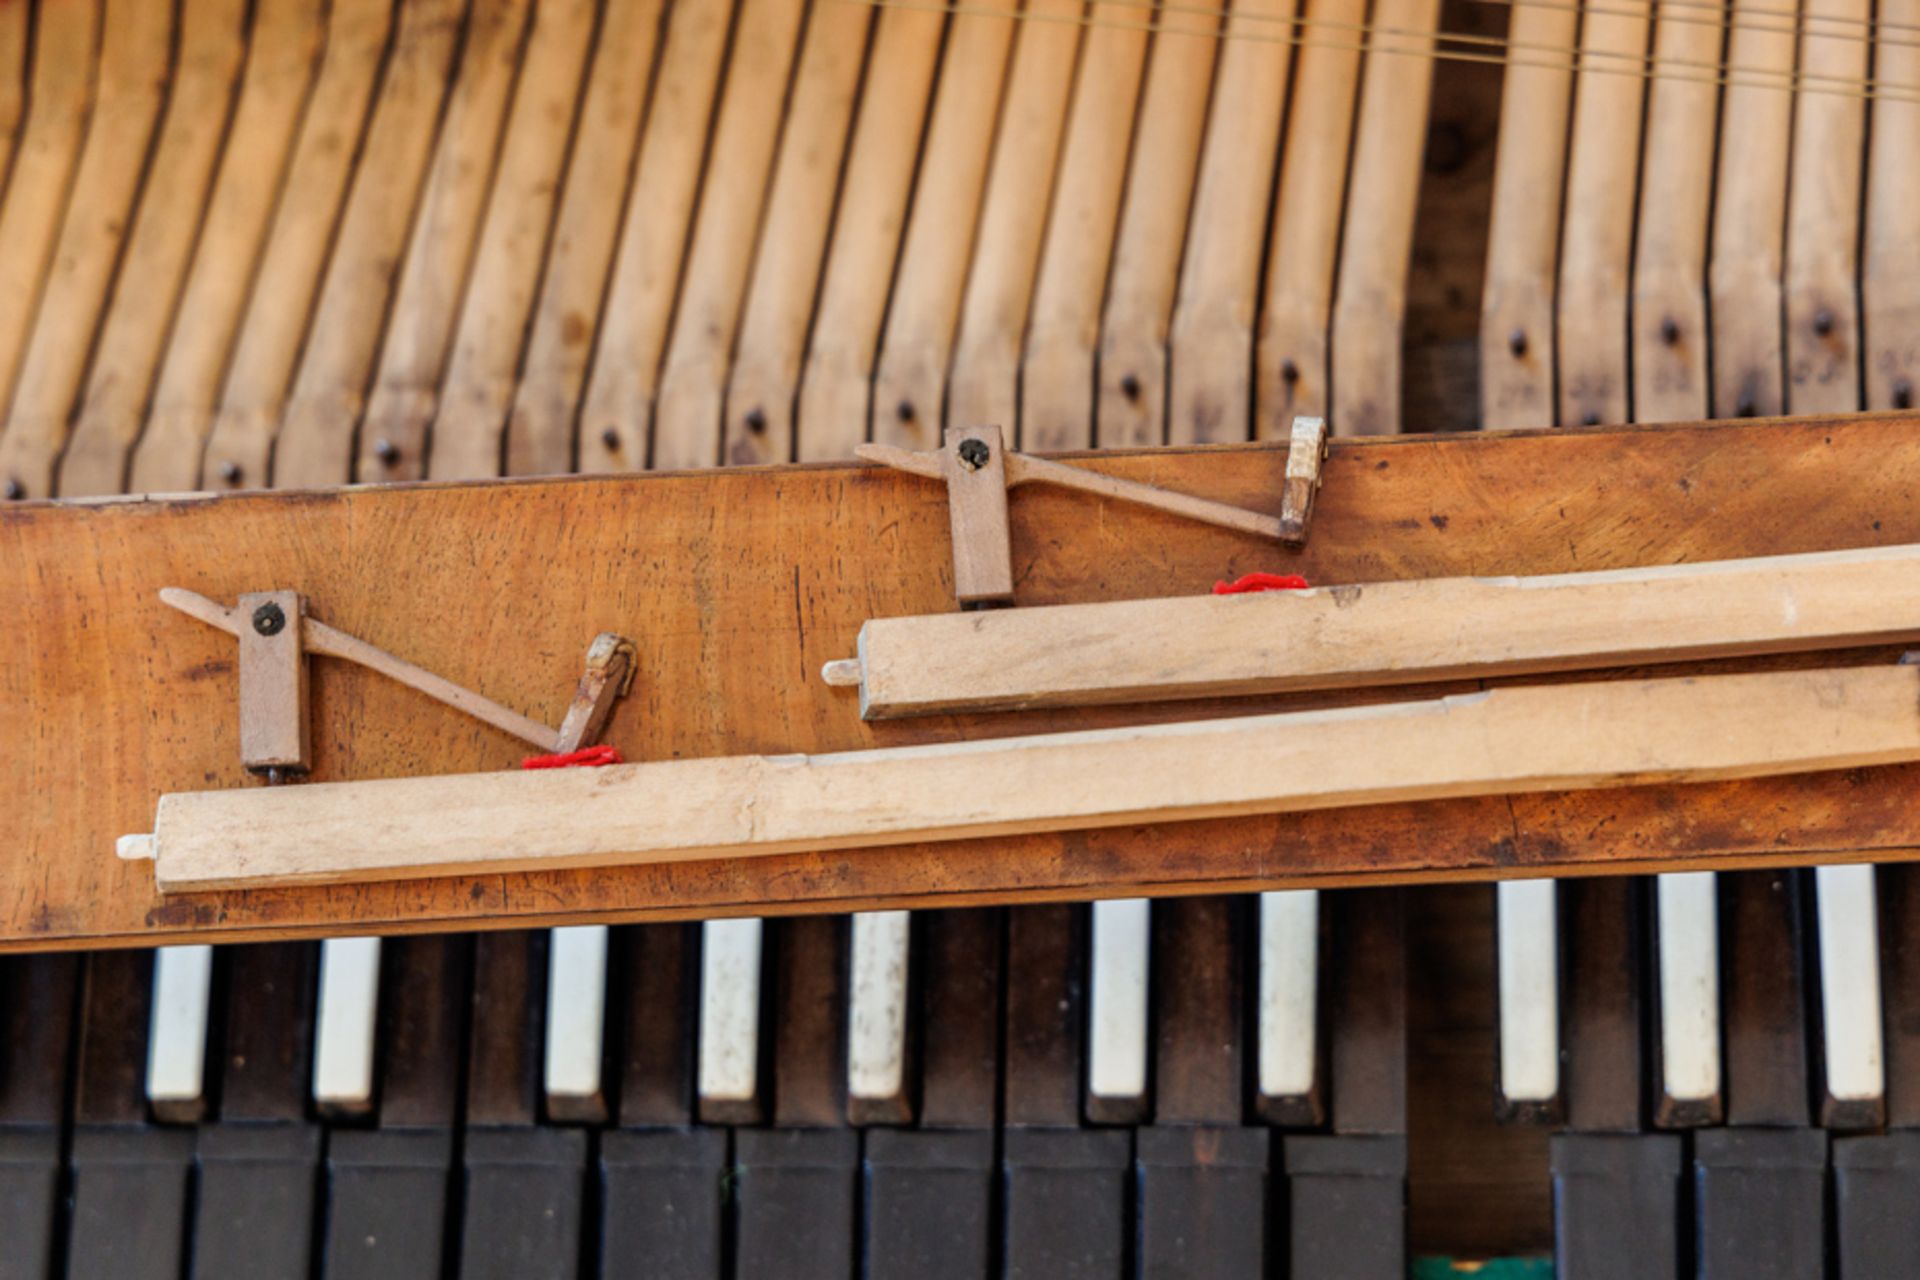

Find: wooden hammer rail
<box><xmin>9</xmin><ymin>414</ymin><xmax>1920</xmax><ymax>948</ymax></box>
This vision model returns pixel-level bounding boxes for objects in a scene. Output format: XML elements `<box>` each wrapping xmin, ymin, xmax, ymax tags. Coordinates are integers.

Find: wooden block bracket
<box><xmin>856</xmin><ymin>417</ymin><xmax>1328</xmax><ymax>605</ymax></box>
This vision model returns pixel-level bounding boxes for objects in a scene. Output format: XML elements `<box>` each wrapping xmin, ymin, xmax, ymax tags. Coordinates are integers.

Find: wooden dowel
<box><xmin>132</xmin><ymin>662</ymin><xmax>1920</xmax><ymax>893</ymax></box>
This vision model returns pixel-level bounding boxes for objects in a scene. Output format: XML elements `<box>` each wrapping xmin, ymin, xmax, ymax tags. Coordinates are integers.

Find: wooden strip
<box><xmin>574</xmin><ymin>0</ymin><xmax>733</xmax><ymax>475</ymax></box>
<box><xmin>776</xmin><ymin>4</ymin><xmax>943</xmax><ymax>463</ymax></box>
<box><xmin>0</xmin><ymin>1</ymin><xmax>28</xmax><ymax>191</ymax></box>
<box><xmin>1628</xmin><ymin>0</ymin><xmax>1723</xmax><ymax>423</ymax></box>
<box><xmin>0</xmin><ymin>0</ymin><xmax>170</xmax><ymax>500</ymax></box>
<box><xmin>1093</xmin><ymin>4</ymin><xmax>1217</xmax><ymax>449</ymax></box>
<box><xmin>0</xmin><ymin>0</ymin><xmax>101</xmax><ymax>496</ymax></box>
<box><xmin>865</xmin><ymin>0</ymin><xmax>1020</xmax><ymax>452</ymax></box>
<box><xmin>426</xmin><ymin>0</ymin><xmax>597</xmax><ymax>482</ymax></box>
<box><xmin>934</xmin><ymin>0</ymin><xmax>1086</xmax><ymax>444</ymax></box>
<box><xmin>1476</xmin><ymin>0</ymin><xmax>1576</xmax><ymax>429</ymax></box>
<box><xmin>840</xmin><ymin>542</ymin><xmax>1920</xmax><ymax>718</ymax></box>
<box><xmin>1165</xmin><ymin>0</ymin><xmax>1295</xmax><ymax>445</ymax></box>
<box><xmin>1555</xmin><ymin>0</ymin><xmax>1652</xmax><ymax>428</ymax></box>
<box><xmin>1253</xmin><ymin>0</ymin><xmax>1365</xmax><ymax>439</ymax></box>
<box><xmin>1707</xmin><ymin>0</ymin><xmax>1797</xmax><ymax>419</ymax></box>
<box><xmin>1865</xmin><ymin>0</ymin><xmax>1920</xmax><ymax>411</ymax></box>
<box><xmin>1328</xmin><ymin>0</ymin><xmax>1441</xmax><ymax>437</ymax></box>
<box><xmin>1017</xmin><ymin>6</ymin><xmax>1149</xmax><ymax>452</ymax></box>
<box><xmin>1784</xmin><ymin>0</ymin><xmax>1869</xmax><ymax>415</ymax></box>
<box><xmin>134</xmin><ymin>662</ymin><xmax>1920</xmax><ymax>893</ymax></box>
<box><xmin>502</xmin><ymin>0</ymin><xmax>665</xmax><ymax>478</ymax></box>
<box><xmin>648</xmin><ymin>0</ymin><xmax>810</xmax><ymax>472</ymax></box>
<box><xmin>357</xmin><ymin>0</ymin><xmax>532</xmax><ymax>483</ymax></box>
<box><xmin>668</xmin><ymin>0</ymin><xmax>864</xmax><ymax>470</ymax></box>
<box><xmin>56</xmin><ymin>0</ymin><xmax>248</xmax><ymax>499</ymax></box>
<box><xmin>21</xmin><ymin>415</ymin><xmax>1920</xmax><ymax>946</ymax></box>
<box><xmin>127</xmin><ymin>0</ymin><xmax>325</xmax><ymax>494</ymax></box>
<box><xmin>271</xmin><ymin>0</ymin><xmax>466</xmax><ymax>489</ymax></box>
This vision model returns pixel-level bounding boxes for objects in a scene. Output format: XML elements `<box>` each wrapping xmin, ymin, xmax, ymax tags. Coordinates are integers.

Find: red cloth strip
<box><xmin>1212</xmin><ymin>572</ymin><xmax>1310</xmax><ymax>595</ymax></box>
<box><xmin>521</xmin><ymin>744</ymin><xmax>625</xmax><ymax>770</ymax></box>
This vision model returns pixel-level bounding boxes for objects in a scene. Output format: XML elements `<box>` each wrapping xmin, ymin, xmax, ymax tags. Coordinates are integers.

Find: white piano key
<box><xmin>1086</xmin><ymin>897</ymin><xmax>1150</xmax><ymax>1117</ymax></box>
<box><xmin>1655</xmin><ymin>871</ymin><xmax>1722</xmax><ymax>1114</ymax></box>
<box><xmin>312</xmin><ymin>936</ymin><xmax>382</xmax><ymax>1116</ymax></box>
<box><xmin>146</xmin><ymin>944</ymin><xmax>214</xmax><ymax>1122</ymax></box>
<box><xmin>697</xmin><ymin>917</ymin><xmax>763</xmax><ymax>1117</ymax></box>
<box><xmin>1258</xmin><ymin>890</ymin><xmax>1320</xmax><ymax>1106</ymax></box>
<box><xmin>1814</xmin><ymin>863</ymin><xmax>1885</xmax><ymax>1109</ymax></box>
<box><xmin>543</xmin><ymin>924</ymin><xmax>610</xmax><ymax>1122</ymax></box>
<box><xmin>846</xmin><ymin>910</ymin><xmax>912</xmax><ymax>1122</ymax></box>
<box><xmin>1495</xmin><ymin>879</ymin><xmax>1560</xmax><ymax>1109</ymax></box>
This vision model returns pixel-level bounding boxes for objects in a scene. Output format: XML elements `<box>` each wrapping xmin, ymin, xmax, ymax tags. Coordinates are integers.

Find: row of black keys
<box><xmin>0</xmin><ymin>894</ymin><xmax>1409</xmax><ymax>1278</ymax></box>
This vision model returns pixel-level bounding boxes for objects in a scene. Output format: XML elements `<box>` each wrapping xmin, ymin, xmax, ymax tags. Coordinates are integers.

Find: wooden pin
<box><xmin>1278</xmin><ymin>415</ymin><xmax>1329</xmax><ymax>544</ymax></box>
<box><xmin>939</xmin><ymin>425</ymin><xmax>1015</xmax><ymax>605</ymax></box>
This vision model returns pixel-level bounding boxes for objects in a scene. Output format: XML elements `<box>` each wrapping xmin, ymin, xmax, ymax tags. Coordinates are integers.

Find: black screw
<box><xmin>1735</xmin><ymin>395</ymin><xmax>1758</xmax><ymax>418</ymax></box>
<box><xmin>601</xmin><ymin>427</ymin><xmax>622</xmax><ymax>451</ymax></box>
<box><xmin>895</xmin><ymin>399</ymin><xmax>915</xmax><ymax>423</ymax></box>
<box><xmin>1580</xmin><ymin>411</ymin><xmax>1601</xmax><ymax>427</ymax></box>
<box><xmin>2</xmin><ymin>477</ymin><xmax>21</xmax><ymax>500</ymax></box>
<box><xmin>218</xmin><ymin>460</ymin><xmax>242</xmax><ymax>485</ymax></box>
<box><xmin>373</xmin><ymin>438</ymin><xmax>400</xmax><ymax>466</ymax></box>
<box><xmin>1280</xmin><ymin>359</ymin><xmax>1299</xmax><ymax>386</ymax></box>
<box><xmin>1119</xmin><ymin>373</ymin><xmax>1141</xmax><ymax>402</ymax></box>
<box><xmin>956</xmin><ymin>437</ymin><xmax>992</xmax><ymax>470</ymax></box>
<box><xmin>1659</xmin><ymin>316</ymin><xmax>1681</xmax><ymax>346</ymax></box>
<box><xmin>252</xmin><ymin>601</ymin><xmax>287</xmax><ymax>637</ymax></box>
<box><xmin>1813</xmin><ymin>308</ymin><xmax>1835</xmax><ymax>337</ymax></box>
<box><xmin>1895</xmin><ymin>379</ymin><xmax>1914</xmax><ymax>410</ymax></box>
<box><xmin>744</xmin><ymin>407</ymin><xmax>767</xmax><ymax>434</ymax></box>
<box><xmin>1508</xmin><ymin>329</ymin><xmax>1527</xmax><ymax>358</ymax></box>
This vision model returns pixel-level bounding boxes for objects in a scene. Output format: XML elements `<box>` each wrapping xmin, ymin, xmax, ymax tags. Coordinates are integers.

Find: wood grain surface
<box><xmin>10</xmin><ymin>414</ymin><xmax>1920</xmax><ymax>949</ymax></box>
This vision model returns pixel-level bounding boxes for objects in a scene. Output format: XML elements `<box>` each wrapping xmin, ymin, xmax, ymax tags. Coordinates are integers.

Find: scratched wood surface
<box><xmin>6</xmin><ymin>416</ymin><xmax>1920</xmax><ymax>949</ymax></box>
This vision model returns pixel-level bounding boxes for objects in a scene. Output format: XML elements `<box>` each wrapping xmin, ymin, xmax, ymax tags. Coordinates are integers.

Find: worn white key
<box><xmin>847</xmin><ymin>910</ymin><xmax>912</xmax><ymax>1123</ymax></box>
<box><xmin>1086</xmin><ymin>897</ymin><xmax>1150</xmax><ymax>1120</ymax></box>
<box><xmin>544</xmin><ymin>924</ymin><xmax>610</xmax><ymax>1122</ymax></box>
<box><xmin>1814</xmin><ymin>863</ymin><xmax>1885</xmax><ymax>1115</ymax></box>
<box><xmin>146</xmin><ymin>944</ymin><xmax>214</xmax><ymax>1123</ymax></box>
<box><xmin>1257</xmin><ymin>890</ymin><xmax>1320</xmax><ymax>1113</ymax></box>
<box><xmin>312</xmin><ymin>936</ymin><xmax>382</xmax><ymax>1116</ymax></box>
<box><xmin>1495</xmin><ymin>879</ymin><xmax>1561</xmax><ymax>1111</ymax></box>
<box><xmin>697</xmin><ymin>917</ymin><xmax>763</xmax><ymax>1120</ymax></box>
<box><xmin>1655</xmin><ymin>872</ymin><xmax>1721</xmax><ymax>1119</ymax></box>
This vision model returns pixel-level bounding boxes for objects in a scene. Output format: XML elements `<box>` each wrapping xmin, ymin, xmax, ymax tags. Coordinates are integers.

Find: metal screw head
<box><xmin>1659</xmin><ymin>316</ymin><xmax>1681</xmax><ymax>346</ymax></box>
<box><xmin>218</xmin><ymin>460</ymin><xmax>242</xmax><ymax>485</ymax></box>
<box><xmin>956</xmin><ymin>437</ymin><xmax>992</xmax><ymax>470</ymax></box>
<box><xmin>1895</xmin><ymin>379</ymin><xmax>1915</xmax><ymax>411</ymax></box>
<box><xmin>1735</xmin><ymin>395</ymin><xmax>1758</xmax><ymax>419</ymax></box>
<box><xmin>1580</xmin><ymin>411</ymin><xmax>1601</xmax><ymax>427</ymax></box>
<box><xmin>1813</xmin><ymin>308</ymin><xmax>1835</xmax><ymax>337</ymax></box>
<box><xmin>895</xmin><ymin>399</ymin><xmax>915</xmax><ymax>424</ymax></box>
<box><xmin>2</xmin><ymin>477</ymin><xmax>22</xmax><ymax>500</ymax></box>
<box><xmin>1279</xmin><ymin>359</ymin><xmax>1299</xmax><ymax>385</ymax></box>
<box><xmin>373</xmin><ymin>438</ymin><xmax>400</xmax><ymax>466</ymax></box>
<box><xmin>744</xmin><ymin>407</ymin><xmax>768</xmax><ymax>434</ymax></box>
<box><xmin>1119</xmin><ymin>372</ymin><xmax>1142</xmax><ymax>401</ymax></box>
<box><xmin>1508</xmin><ymin>329</ymin><xmax>1527</xmax><ymax>358</ymax></box>
<box><xmin>600</xmin><ymin>427</ymin><xmax>621</xmax><ymax>451</ymax></box>
<box><xmin>251</xmin><ymin>601</ymin><xmax>287</xmax><ymax>637</ymax></box>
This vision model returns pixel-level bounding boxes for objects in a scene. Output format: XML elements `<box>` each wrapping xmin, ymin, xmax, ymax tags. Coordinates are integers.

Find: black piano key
<box><xmin>1136</xmin><ymin>1125</ymin><xmax>1268</xmax><ymax>1279</ymax></box>
<box><xmin>1003</xmin><ymin>905</ymin><xmax>1085</xmax><ymax>1128</ymax></box>
<box><xmin>458</xmin><ymin>1127</ymin><xmax>588</xmax><ymax>1280</ymax></box>
<box><xmin>614</xmin><ymin>923</ymin><xmax>697</xmax><ymax>1127</ymax></box>
<box><xmin>1001</xmin><ymin>1129</ymin><xmax>1129</xmax><ymax>1280</ymax></box>
<box><xmin>1563</xmin><ymin>878</ymin><xmax>1642</xmax><ymax>1133</ymax></box>
<box><xmin>1879</xmin><ymin>865</ymin><xmax>1920</xmax><ymax>1129</ymax></box>
<box><xmin>1834</xmin><ymin>1132</ymin><xmax>1920</xmax><ymax>1277</ymax></box>
<box><xmin>191</xmin><ymin>1123</ymin><xmax>322</xmax><ymax>1280</ymax></box>
<box><xmin>917</xmin><ymin>908</ymin><xmax>1002</xmax><ymax>1130</ymax></box>
<box><xmin>1722</xmin><ymin>871</ymin><xmax>1810</xmax><ymax>1128</ymax></box>
<box><xmin>598</xmin><ymin>1128</ymin><xmax>726</xmax><ymax>1280</ymax></box>
<box><xmin>0</xmin><ymin>955</ymin><xmax>79</xmax><ymax>1280</ymax></box>
<box><xmin>1152</xmin><ymin>896</ymin><xmax>1245</xmax><ymax>1126</ymax></box>
<box><xmin>1283</xmin><ymin>1134</ymin><xmax>1407</xmax><ymax>1280</ymax></box>
<box><xmin>863</xmin><ymin>1129</ymin><xmax>994</xmax><ymax>1279</ymax></box>
<box><xmin>772</xmin><ymin>916</ymin><xmax>848</xmax><ymax>1129</ymax></box>
<box><xmin>219</xmin><ymin>942</ymin><xmax>316</xmax><ymax>1122</ymax></box>
<box><xmin>379</xmin><ymin>934</ymin><xmax>470</xmax><ymax>1128</ymax></box>
<box><xmin>1287</xmin><ymin>890</ymin><xmax>1406</xmax><ymax>1278</ymax></box>
<box><xmin>1548</xmin><ymin>1133</ymin><xmax>1680</xmax><ymax>1280</ymax></box>
<box><xmin>459</xmin><ymin>932</ymin><xmax>586</xmax><ymax>1280</ymax></box>
<box><xmin>68</xmin><ymin>950</ymin><xmax>193</xmax><ymax>1279</ymax></box>
<box><xmin>323</xmin><ymin>1129</ymin><xmax>456</xmax><ymax>1280</ymax></box>
<box><xmin>734</xmin><ymin>1128</ymin><xmax>859</xmax><ymax>1279</ymax></box>
<box><xmin>1693</xmin><ymin>1128</ymin><xmax>1827</xmax><ymax>1279</ymax></box>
